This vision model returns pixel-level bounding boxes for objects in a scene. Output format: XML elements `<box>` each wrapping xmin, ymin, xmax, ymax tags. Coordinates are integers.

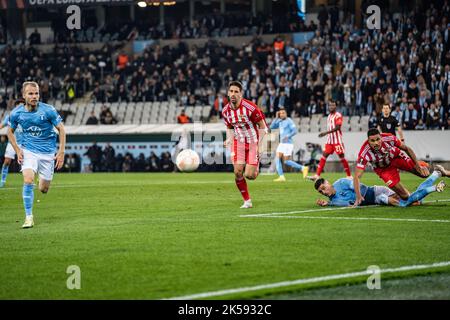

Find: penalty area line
<box><xmin>165</xmin><ymin>261</ymin><xmax>450</xmax><ymax>300</ymax></box>
<box><xmin>245</xmin><ymin>215</ymin><xmax>450</xmax><ymax>223</ymax></box>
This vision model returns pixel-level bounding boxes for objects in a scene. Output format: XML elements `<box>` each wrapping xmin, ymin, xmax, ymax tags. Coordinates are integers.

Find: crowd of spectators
<box><xmin>1</xmin><ymin>2</ymin><xmax>449</xmax><ymax>131</ymax></box>
<box><xmin>48</xmin><ymin>10</ymin><xmax>308</xmax><ymax>45</ymax></box>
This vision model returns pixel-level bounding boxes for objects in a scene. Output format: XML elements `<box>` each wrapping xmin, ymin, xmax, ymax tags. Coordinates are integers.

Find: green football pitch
<box><xmin>0</xmin><ymin>172</ymin><xmax>449</xmax><ymax>299</ymax></box>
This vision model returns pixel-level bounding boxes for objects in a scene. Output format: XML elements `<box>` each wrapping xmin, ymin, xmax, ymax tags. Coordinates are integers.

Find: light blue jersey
<box><xmin>9</xmin><ymin>102</ymin><xmax>62</xmax><ymax>155</ymax></box>
<box><xmin>2</xmin><ymin>113</ymin><xmax>24</xmax><ymax>145</ymax></box>
<box><xmin>270</xmin><ymin>117</ymin><xmax>297</xmax><ymax>144</ymax></box>
<box><xmin>329</xmin><ymin>178</ymin><xmax>371</xmax><ymax>206</ymax></box>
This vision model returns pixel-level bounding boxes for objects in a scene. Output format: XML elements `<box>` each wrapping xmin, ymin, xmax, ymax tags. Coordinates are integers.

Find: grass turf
<box><xmin>0</xmin><ymin>172</ymin><xmax>449</xmax><ymax>299</ymax></box>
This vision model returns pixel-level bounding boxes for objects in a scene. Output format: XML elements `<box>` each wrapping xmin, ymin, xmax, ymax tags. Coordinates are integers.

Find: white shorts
<box><xmin>276</xmin><ymin>143</ymin><xmax>294</xmax><ymax>156</ymax></box>
<box><xmin>5</xmin><ymin>143</ymin><xmax>17</xmax><ymax>159</ymax></box>
<box><xmin>374</xmin><ymin>186</ymin><xmax>396</xmax><ymax>204</ymax></box>
<box><xmin>21</xmin><ymin>149</ymin><xmax>55</xmax><ymax>181</ymax></box>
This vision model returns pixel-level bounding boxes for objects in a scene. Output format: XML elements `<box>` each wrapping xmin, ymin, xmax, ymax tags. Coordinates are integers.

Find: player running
<box><xmin>270</xmin><ymin>107</ymin><xmax>308</xmax><ymax>182</ymax></box>
<box><xmin>0</xmin><ymin>99</ymin><xmax>25</xmax><ymax>187</ymax></box>
<box><xmin>308</xmin><ymin>100</ymin><xmax>351</xmax><ymax>180</ymax></box>
<box><xmin>7</xmin><ymin>81</ymin><xmax>66</xmax><ymax>228</ymax></box>
<box><xmin>314</xmin><ymin>174</ymin><xmax>446</xmax><ymax>207</ymax></box>
<box><xmin>222</xmin><ymin>81</ymin><xmax>268</xmax><ymax>209</ymax></box>
<box><xmin>353</xmin><ymin>128</ymin><xmax>431</xmax><ymax>207</ymax></box>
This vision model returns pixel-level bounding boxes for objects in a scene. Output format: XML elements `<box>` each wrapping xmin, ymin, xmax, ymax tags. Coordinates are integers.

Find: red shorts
<box><xmin>324</xmin><ymin>143</ymin><xmax>345</xmax><ymax>155</ymax></box>
<box><xmin>373</xmin><ymin>155</ymin><xmax>415</xmax><ymax>188</ymax></box>
<box><xmin>231</xmin><ymin>140</ymin><xmax>259</xmax><ymax>166</ymax></box>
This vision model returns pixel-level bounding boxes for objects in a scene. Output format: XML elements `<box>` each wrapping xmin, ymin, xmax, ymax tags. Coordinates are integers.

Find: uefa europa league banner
<box><xmin>1</xmin><ymin>0</ymin><xmax>134</xmax><ymax>9</ymax></box>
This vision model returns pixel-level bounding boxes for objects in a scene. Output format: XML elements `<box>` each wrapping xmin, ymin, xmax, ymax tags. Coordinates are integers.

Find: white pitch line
<box><xmin>245</xmin><ymin>215</ymin><xmax>450</xmax><ymax>223</ymax></box>
<box><xmin>166</xmin><ymin>261</ymin><xmax>450</xmax><ymax>300</ymax></box>
<box><xmin>240</xmin><ymin>199</ymin><xmax>450</xmax><ymax>218</ymax></box>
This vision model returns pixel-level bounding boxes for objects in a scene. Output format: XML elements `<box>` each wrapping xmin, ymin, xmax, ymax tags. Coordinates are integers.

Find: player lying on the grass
<box><xmin>0</xmin><ymin>99</ymin><xmax>25</xmax><ymax>187</ymax></box>
<box><xmin>354</xmin><ymin>128</ymin><xmax>433</xmax><ymax>206</ymax></box>
<box><xmin>314</xmin><ymin>172</ymin><xmax>446</xmax><ymax>207</ymax></box>
<box><xmin>270</xmin><ymin>107</ymin><xmax>309</xmax><ymax>182</ymax></box>
<box><xmin>222</xmin><ymin>81</ymin><xmax>268</xmax><ymax>209</ymax></box>
<box><xmin>7</xmin><ymin>81</ymin><xmax>66</xmax><ymax>228</ymax></box>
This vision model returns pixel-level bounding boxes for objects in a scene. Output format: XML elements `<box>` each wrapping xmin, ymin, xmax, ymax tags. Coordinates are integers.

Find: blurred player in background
<box><xmin>7</xmin><ymin>82</ymin><xmax>66</xmax><ymax>228</ymax></box>
<box><xmin>353</xmin><ymin>128</ymin><xmax>435</xmax><ymax>206</ymax></box>
<box><xmin>315</xmin><ymin>176</ymin><xmax>445</xmax><ymax>207</ymax></box>
<box><xmin>377</xmin><ymin>103</ymin><xmax>404</xmax><ymax>141</ymax></box>
<box><xmin>0</xmin><ymin>99</ymin><xmax>25</xmax><ymax>187</ymax></box>
<box><xmin>308</xmin><ymin>100</ymin><xmax>351</xmax><ymax>180</ymax></box>
<box><xmin>270</xmin><ymin>107</ymin><xmax>308</xmax><ymax>181</ymax></box>
<box><xmin>223</xmin><ymin>81</ymin><xmax>268</xmax><ymax>208</ymax></box>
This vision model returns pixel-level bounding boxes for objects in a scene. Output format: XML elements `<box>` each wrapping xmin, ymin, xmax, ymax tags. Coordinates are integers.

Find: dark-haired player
<box><xmin>353</xmin><ymin>128</ymin><xmax>432</xmax><ymax>206</ymax></box>
<box><xmin>314</xmin><ymin>176</ymin><xmax>445</xmax><ymax>207</ymax></box>
<box><xmin>222</xmin><ymin>81</ymin><xmax>268</xmax><ymax>208</ymax></box>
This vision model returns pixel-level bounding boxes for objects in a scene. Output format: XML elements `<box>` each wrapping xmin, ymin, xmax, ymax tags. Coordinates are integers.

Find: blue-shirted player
<box><xmin>0</xmin><ymin>99</ymin><xmax>25</xmax><ymax>187</ymax></box>
<box><xmin>270</xmin><ymin>107</ymin><xmax>308</xmax><ymax>182</ymax></box>
<box><xmin>7</xmin><ymin>81</ymin><xmax>66</xmax><ymax>228</ymax></box>
<box><xmin>314</xmin><ymin>171</ymin><xmax>446</xmax><ymax>207</ymax></box>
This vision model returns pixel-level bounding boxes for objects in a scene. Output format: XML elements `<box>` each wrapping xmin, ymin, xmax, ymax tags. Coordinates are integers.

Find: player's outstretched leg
<box><xmin>416</xmin><ymin>170</ymin><xmax>442</xmax><ymax>191</ymax></box>
<box><xmin>307</xmin><ymin>153</ymin><xmax>329</xmax><ymax>181</ymax></box>
<box><xmin>284</xmin><ymin>159</ymin><xmax>309</xmax><ymax>179</ymax></box>
<box><xmin>274</xmin><ymin>155</ymin><xmax>286</xmax><ymax>182</ymax></box>
<box><xmin>398</xmin><ymin>181</ymin><xmax>446</xmax><ymax>207</ymax></box>
<box><xmin>338</xmin><ymin>154</ymin><xmax>352</xmax><ymax>178</ymax></box>
<box><xmin>22</xmin><ymin>169</ymin><xmax>35</xmax><ymax>228</ymax></box>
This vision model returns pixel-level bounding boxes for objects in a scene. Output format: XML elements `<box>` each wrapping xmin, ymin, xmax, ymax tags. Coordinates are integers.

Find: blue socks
<box><xmin>276</xmin><ymin>158</ymin><xmax>284</xmax><ymax>176</ymax></box>
<box><xmin>276</xmin><ymin>158</ymin><xmax>305</xmax><ymax>176</ymax></box>
<box><xmin>23</xmin><ymin>183</ymin><xmax>34</xmax><ymax>216</ymax></box>
<box><xmin>1</xmin><ymin>165</ymin><xmax>8</xmax><ymax>186</ymax></box>
<box><xmin>417</xmin><ymin>171</ymin><xmax>440</xmax><ymax>190</ymax></box>
<box><xmin>285</xmin><ymin>160</ymin><xmax>304</xmax><ymax>171</ymax></box>
<box><xmin>399</xmin><ymin>186</ymin><xmax>436</xmax><ymax>207</ymax></box>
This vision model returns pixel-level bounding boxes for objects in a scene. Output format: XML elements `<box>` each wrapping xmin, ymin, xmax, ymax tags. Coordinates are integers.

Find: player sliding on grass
<box><xmin>270</xmin><ymin>107</ymin><xmax>308</xmax><ymax>182</ymax></box>
<box><xmin>353</xmin><ymin>128</ymin><xmax>433</xmax><ymax>207</ymax></box>
<box><xmin>7</xmin><ymin>81</ymin><xmax>66</xmax><ymax>228</ymax></box>
<box><xmin>314</xmin><ymin>174</ymin><xmax>446</xmax><ymax>207</ymax></box>
<box><xmin>0</xmin><ymin>99</ymin><xmax>25</xmax><ymax>187</ymax></box>
<box><xmin>222</xmin><ymin>81</ymin><xmax>268</xmax><ymax>209</ymax></box>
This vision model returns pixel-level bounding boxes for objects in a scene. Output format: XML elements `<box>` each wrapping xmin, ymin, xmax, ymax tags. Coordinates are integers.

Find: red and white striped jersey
<box><xmin>326</xmin><ymin>112</ymin><xmax>344</xmax><ymax>144</ymax></box>
<box><xmin>356</xmin><ymin>133</ymin><xmax>403</xmax><ymax>170</ymax></box>
<box><xmin>222</xmin><ymin>98</ymin><xmax>265</xmax><ymax>144</ymax></box>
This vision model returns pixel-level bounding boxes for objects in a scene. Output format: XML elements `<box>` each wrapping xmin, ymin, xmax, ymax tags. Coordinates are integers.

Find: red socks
<box><xmin>340</xmin><ymin>158</ymin><xmax>351</xmax><ymax>176</ymax></box>
<box><xmin>316</xmin><ymin>156</ymin><xmax>327</xmax><ymax>176</ymax></box>
<box><xmin>235</xmin><ymin>177</ymin><xmax>250</xmax><ymax>201</ymax></box>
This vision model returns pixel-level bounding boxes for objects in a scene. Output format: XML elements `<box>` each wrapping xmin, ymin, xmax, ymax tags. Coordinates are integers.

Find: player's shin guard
<box><xmin>275</xmin><ymin>158</ymin><xmax>284</xmax><ymax>176</ymax></box>
<box><xmin>398</xmin><ymin>186</ymin><xmax>435</xmax><ymax>207</ymax></box>
<box><xmin>235</xmin><ymin>177</ymin><xmax>250</xmax><ymax>201</ymax></box>
<box><xmin>340</xmin><ymin>158</ymin><xmax>351</xmax><ymax>176</ymax></box>
<box><xmin>417</xmin><ymin>171</ymin><xmax>440</xmax><ymax>190</ymax></box>
<box><xmin>1</xmin><ymin>165</ymin><xmax>9</xmax><ymax>185</ymax></box>
<box><xmin>22</xmin><ymin>183</ymin><xmax>34</xmax><ymax>216</ymax></box>
<box><xmin>316</xmin><ymin>156</ymin><xmax>327</xmax><ymax>176</ymax></box>
<box><xmin>285</xmin><ymin>160</ymin><xmax>304</xmax><ymax>171</ymax></box>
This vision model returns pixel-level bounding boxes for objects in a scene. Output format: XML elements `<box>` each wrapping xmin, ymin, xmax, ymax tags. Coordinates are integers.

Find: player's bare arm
<box><xmin>318</xmin><ymin>124</ymin><xmax>341</xmax><ymax>138</ymax></box>
<box><xmin>6</xmin><ymin>127</ymin><xmax>23</xmax><ymax>164</ymax></box>
<box><xmin>224</xmin><ymin>127</ymin><xmax>234</xmax><ymax>147</ymax></box>
<box><xmin>353</xmin><ymin>168</ymin><xmax>365</xmax><ymax>206</ymax></box>
<box><xmin>398</xmin><ymin>143</ymin><xmax>428</xmax><ymax>176</ymax></box>
<box><xmin>54</xmin><ymin>122</ymin><xmax>66</xmax><ymax>170</ymax></box>
<box><xmin>397</xmin><ymin>126</ymin><xmax>404</xmax><ymax>141</ymax></box>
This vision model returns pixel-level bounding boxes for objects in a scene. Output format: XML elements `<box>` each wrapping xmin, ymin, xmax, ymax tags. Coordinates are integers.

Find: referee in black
<box><xmin>377</xmin><ymin>103</ymin><xmax>405</xmax><ymax>142</ymax></box>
